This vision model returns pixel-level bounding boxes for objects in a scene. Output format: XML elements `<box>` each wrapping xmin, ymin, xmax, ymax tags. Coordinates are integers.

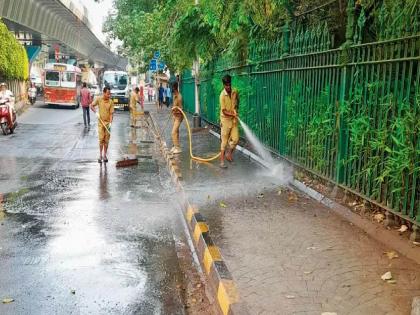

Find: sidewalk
<box><xmin>150</xmin><ymin>103</ymin><xmax>420</xmax><ymax>315</ymax></box>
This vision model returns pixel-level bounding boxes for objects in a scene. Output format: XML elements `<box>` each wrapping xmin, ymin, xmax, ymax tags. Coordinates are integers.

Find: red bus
<box><xmin>43</xmin><ymin>63</ymin><xmax>82</xmax><ymax>108</ymax></box>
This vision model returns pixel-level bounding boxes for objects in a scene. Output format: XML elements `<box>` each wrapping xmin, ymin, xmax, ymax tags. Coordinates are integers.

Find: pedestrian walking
<box><xmin>80</xmin><ymin>82</ymin><xmax>92</xmax><ymax>127</ymax></box>
<box><xmin>166</xmin><ymin>83</ymin><xmax>172</xmax><ymax>107</ymax></box>
<box><xmin>170</xmin><ymin>82</ymin><xmax>183</xmax><ymax>154</ymax></box>
<box><xmin>147</xmin><ymin>85</ymin><xmax>153</xmax><ymax>102</ymax></box>
<box><xmin>90</xmin><ymin>86</ymin><xmax>114</xmax><ymax>163</ymax></box>
<box><xmin>129</xmin><ymin>87</ymin><xmax>139</xmax><ymax>127</ymax></box>
<box><xmin>139</xmin><ymin>86</ymin><xmax>145</xmax><ymax>111</ymax></box>
<box><xmin>219</xmin><ymin>75</ymin><xmax>239</xmax><ymax>168</ymax></box>
<box><xmin>158</xmin><ymin>83</ymin><xmax>164</xmax><ymax>109</ymax></box>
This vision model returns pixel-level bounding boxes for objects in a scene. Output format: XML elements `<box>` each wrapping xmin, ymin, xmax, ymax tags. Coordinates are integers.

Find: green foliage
<box><xmin>0</xmin><ymin>20</ymin><xmax>29</xmax><ymax>80</ymax></box>
<box><xmin>306</xmin><ymin>87</ymin><xmax>335</xmax><ymax>172</ymax></box>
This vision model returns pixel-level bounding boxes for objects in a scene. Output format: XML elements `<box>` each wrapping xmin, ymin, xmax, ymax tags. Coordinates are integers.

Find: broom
<box><xmin>96</xmin><ymin>112</ymin><xmax>139</xmax><ymax>168</ymax></box>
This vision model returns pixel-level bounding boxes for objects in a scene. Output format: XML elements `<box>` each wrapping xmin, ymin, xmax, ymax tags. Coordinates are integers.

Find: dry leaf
<box><xmin>2</xmin><ymin>298</ymin><xmax>14</xmax><ymax>304</ymax></box>
<box><xmin>288</xmin><ymin>191</ymin><xmax>298</xmax><ymax>202</ymax></box>
<box><xmin>387</xmin><ymin>279</ymin><xmax>397</xmax><ymax>284</ymax></box>
<box><xmin>285</xmin><ymin>295</ymin><xmax>295</xmax><ymax>299</ymax></box>
<box><xmin>381</xmin><ymin>271</ymin><xmax>392</xmax><ymax>281</ymax></box>
<box><xmin>398</xmin><ymin>225</ymin><xmax>408</xmax><ymax>233</ymax></box>
<box><xmin>219</xmin><ymin>202</ymin><xmax>227</xmax><ymax>208</ymax></box>
<box><xmin>277</xmin><ymin>189</ymin><xmax>282</xmax><ymax>195</ymax></box>
<box><xmin>384</xmin><ymin>251</ymin><xmax>399</xmax><ymax>259</ymax></box>
<box><xmin>306</xmin><ymin>246</ymin><xmax>316</xmax><ymax>250</ymax></box>
<box><xmin>196</xmin><ymin>283</ymin><xmax>202</xmax><ymax>288</ymax></box>
<box><xmin>374</xmin><ymin>213</ymin><xmax>385</xmax><ymax>223</ymax></box>
<box><xmin>303</xmin><ymin>271</ymin><xmax>313</xmax><ymax>274</ymax></box>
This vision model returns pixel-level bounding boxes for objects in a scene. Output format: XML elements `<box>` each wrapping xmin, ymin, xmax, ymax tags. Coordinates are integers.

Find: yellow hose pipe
<box><xmin>174</xmin><ymin>107</ymin><xmax>221</xmax><ymax>163</ymax></box>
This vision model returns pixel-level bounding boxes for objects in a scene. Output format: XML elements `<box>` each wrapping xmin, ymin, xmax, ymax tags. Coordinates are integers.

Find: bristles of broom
<box><xmin>116</xmin><ymin>157</ymin><xmax>138</xmax><ymax>168</ymax></box>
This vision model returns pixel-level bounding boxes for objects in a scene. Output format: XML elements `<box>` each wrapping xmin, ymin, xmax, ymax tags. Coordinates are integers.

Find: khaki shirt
<box><xmin>92</xmin><ymin>96</ymin><xmax>114</xmax><ymax>123</ymax></box>
<box><xmin>220</xmin><ymin>89</ymin><xmax>239</xmax><ymax>120</ymax></box>
<box><xmin>172</xmin><ymin>93</ymin><xmax>183</xmax><ymax>120</ymax></box>
<box><xmin>129</xmin><ymin>92</ymin><xmax>138</xmax><ymax>110</ymax></box>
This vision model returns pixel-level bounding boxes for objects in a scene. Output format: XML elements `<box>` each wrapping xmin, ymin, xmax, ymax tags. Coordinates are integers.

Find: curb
<box><xmin>148</xmin><ymin>113</ymin><xmax>248</xmax><ymax>315</ymax></box>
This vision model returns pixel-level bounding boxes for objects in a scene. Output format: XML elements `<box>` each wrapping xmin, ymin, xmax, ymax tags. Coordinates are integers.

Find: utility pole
<box><xmin>193</xmin><ymin>0</ymin><xmax>201</xmax><ymax>128</ymax></box>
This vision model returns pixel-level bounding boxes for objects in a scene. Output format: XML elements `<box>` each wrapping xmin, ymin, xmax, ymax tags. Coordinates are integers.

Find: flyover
<box><xmin>0</xmin><ymin>0</ymin><xmax>127</xmax><ymax>69</ymax></box>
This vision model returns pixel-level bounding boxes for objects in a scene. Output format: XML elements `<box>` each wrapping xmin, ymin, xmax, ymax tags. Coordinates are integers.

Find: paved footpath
<box><xmin>152</xmin><ymin>103</ymin><xmax>420</xmax><ymax>315</ymax></box>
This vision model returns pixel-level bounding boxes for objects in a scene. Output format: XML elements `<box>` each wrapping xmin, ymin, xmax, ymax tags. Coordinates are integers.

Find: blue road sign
<box><xmin>149</xmin><ymin>59</ymin><xmax>157</xmax><ymax>71</ymax></box>
<box><xmin>154</xmin><ymin>51</ymin><xmax>160</xmax><ymax>59</ymax></box>
<box><xmin>158</xmin><ymin>61</ymin><xmax>165</xmax><ymax>70</ymax></box>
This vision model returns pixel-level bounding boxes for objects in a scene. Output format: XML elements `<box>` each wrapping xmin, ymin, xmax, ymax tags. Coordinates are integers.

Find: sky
<box><xmin>79</xmin><ymin>0</ymin><xmax>115</xmax><ymax>43</ymax></box>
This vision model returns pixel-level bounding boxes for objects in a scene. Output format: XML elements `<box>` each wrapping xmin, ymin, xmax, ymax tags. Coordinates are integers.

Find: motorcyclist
<box><xmin>0</xmin><ymin>83</ymin><xmax>15</xmax><ymax>127</ymax></box>
<box><xmin>28</xmin><ymin>83</ymin><xmax>37</xmax><ymax>104</ymax></box>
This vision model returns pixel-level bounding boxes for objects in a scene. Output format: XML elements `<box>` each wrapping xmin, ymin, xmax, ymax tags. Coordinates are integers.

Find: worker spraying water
<box><xmin>219</xmin><ymin>74</ymin><xmax>239</xmax><ymax>169</ymax></box>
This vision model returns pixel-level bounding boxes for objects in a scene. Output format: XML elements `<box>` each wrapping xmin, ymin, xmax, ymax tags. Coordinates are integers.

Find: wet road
<box><xmin>0</xmin><ymin>102</ymin><xmax>186</xmax><ymax>314</ymax></box>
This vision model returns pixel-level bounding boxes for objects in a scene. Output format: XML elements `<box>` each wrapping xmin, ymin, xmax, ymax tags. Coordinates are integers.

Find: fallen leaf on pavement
<box><xmin>277</xmin><ymin>189</ymin><xmax>282</xmax><ymax>195</ymax></box>
<box><xmin>288</xmin><ymin>191</ymin><xmax>298</xmax><ymax>202</ymax></box>
<box><xmin>285</xmin><ymin>295</ymin><xmax>295</xmax><ymax>299</ymax></box>
<box><xmin>306</xmin><ymin>246</ymin><xmax>316</xmax><ymax>250</ymax></box>
<box><xmin>2</xmin><ymin>298</ymin><xmax>14</xmax><ymax>304</ymax></box>
<box><xmin>219</xmin><ymin>202</ymin><xmax>227</xmax><ymax>208</ymax></box>
<box><xmin>398</xmin><ymin>225</ymin><xmax>408</xmax><ymax>233</ymax></box>
<box><xmin>384</xmin><ymin>251</ymin><xmax>399</xmax><ymax>259</ymax></box>
<box><xmin>303</xmin><ymin>271</ymin><xmax>313</xmax><ymax>274</ymax></box>
<box><xmin>386</xmin><ymin>279</ymin><xmax>397</xmax><ymax>284</ymax></box>
<box><xmin>374</xmin><ymin>213</ymin><xmax>385</xmax><ymax>223</ymax></box>
<box><xmin>257</xmin><ymin>193</ymin><xmax>264</xmax><ymax>199</ymax></box>
<box><xmin>196</xmin><ymin>283</ymin><xmax>202</xmax><ymax>288</ymax></box>
<box><xmin>70</xmin><ymin>289</ymin><xmax>76</xmax><ymax>295</ymax></box>
<box><xmin>381</xmin><ymin>271</ymin><xmax>393</xmax><ymax>281</ymax></box>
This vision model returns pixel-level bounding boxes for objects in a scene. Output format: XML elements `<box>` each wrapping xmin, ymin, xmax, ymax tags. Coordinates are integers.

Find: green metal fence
<box><xmin>181</xmin><ymin>1</ymin><xmax>420</xmax><ymax>223</ymax></box>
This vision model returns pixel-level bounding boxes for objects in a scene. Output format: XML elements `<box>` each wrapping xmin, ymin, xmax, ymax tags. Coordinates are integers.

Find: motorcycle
<box><xmin>29</xmin><ymin>96</ymin><xmax>36</xmax><ymax>105</ymax></box>
<box><xmin>28</xmin><ymin>88</ymin><xmax>37</xmax><ymax>105</ymax></box>
<box><xmin>0</xmin><ymin>98</ymin><xmax>17</xmax><ymax>135</ymax></box>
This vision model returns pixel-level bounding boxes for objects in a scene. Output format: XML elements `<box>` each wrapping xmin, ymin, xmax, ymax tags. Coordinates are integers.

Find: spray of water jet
<box><xmin>238</xmin><ymin>118</ymin><xmax>292</xmax><ymax>185</ymax></box>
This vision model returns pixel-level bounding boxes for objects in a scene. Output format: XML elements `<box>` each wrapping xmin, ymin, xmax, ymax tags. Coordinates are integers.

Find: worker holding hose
<box><xmin>129</xmin><ymin>87</ymin><xmax>139</xmax><ymax>127</ymax></box>
<box><xmin>91</xmin><ymin>86</ymin><xmax>114</xmax><ymax>163</ymax></box>
<box><xmin>219</xmin><ymin>75</ymin><xmax>239</xmax><ymax>168</ymax></box>
<box><xmin>170</xmin><ymin>82</ymin><xmax>183</xmax><ymax>154</ymax></box>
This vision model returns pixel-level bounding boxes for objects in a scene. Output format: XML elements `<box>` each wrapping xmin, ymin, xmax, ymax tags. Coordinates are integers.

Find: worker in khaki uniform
<box><xmin>170</xmin><ymin>82</ymin><xmax>183</xmax><ymax>154</ymax></box>
<box><xmin>219</xmin><ymin>74</ymin><xmax>239</xmax><ymax>168</ymax></box>
<box><xmin>90</xmin><ymin>86</ymin><xmax>114</xmax><ymax>163</ymax></box>
<box><xmin>129</xmin><ymin>87</ymin><xmax>139</xmax><ymax>127</ymax></box>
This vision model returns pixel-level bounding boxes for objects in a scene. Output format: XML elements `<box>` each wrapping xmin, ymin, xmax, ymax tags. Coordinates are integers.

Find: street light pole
<box><xmin>193</xmin><ymin>0</ymin><xmax>201</xmax><ymax>128</ymax></box>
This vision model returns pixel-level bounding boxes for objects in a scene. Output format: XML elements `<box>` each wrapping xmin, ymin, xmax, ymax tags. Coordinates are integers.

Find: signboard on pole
<box><xmin>149</xmin><ymin>59</ymin><xmax>157</xmax><ymax>71</ymax></box>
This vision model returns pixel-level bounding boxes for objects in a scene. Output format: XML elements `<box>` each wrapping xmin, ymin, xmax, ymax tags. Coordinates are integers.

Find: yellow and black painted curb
<box><xmin>148</xmin><ymin>113</ymin><xmax>249</xmax><ymax>315</ymax></box>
